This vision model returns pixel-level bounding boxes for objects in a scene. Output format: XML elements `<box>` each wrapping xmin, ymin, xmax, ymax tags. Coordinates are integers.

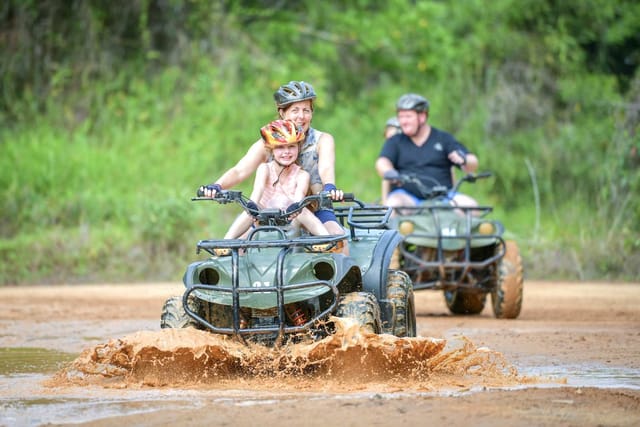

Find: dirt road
<box><xmin>1</xmin><ymin>281</ymin><xmax>639</xmax><ymax>426</ymax></box>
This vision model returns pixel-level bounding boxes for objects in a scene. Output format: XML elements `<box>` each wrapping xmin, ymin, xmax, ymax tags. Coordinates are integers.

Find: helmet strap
<box><xmin>272</xmin><ymin>162</ymin><xmax>290</xmax><ymax>187</ymax></box>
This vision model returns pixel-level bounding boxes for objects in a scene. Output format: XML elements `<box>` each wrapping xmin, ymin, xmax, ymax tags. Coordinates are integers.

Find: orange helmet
<box><xmin>260</xmin><ymin>119</ymin><xmax>305</xmax><ymax>149</ymax></box>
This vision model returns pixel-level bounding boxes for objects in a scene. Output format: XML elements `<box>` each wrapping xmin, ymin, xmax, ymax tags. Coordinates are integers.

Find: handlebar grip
<box><xmin>196</xmin><ymin>187</ymin><xmax>205</xmax><ymax>197</ymax></box>
<box><xmin>342</xmin><ymin>193</ymin><xmax>355</xmax><ymax>202</ymax></box>
<box><xmin>476</xmin><ymin>172</ymin><xmax>493</xmax><ymax>179</ymax></box>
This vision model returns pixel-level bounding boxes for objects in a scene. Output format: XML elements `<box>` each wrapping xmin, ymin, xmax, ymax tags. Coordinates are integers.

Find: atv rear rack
<box><xmin>334</xmin><ymin>204</ymin><xmax>393</xmax><ymax>240</ymax></box>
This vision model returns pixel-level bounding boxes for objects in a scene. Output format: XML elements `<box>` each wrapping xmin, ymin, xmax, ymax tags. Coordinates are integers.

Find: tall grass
<box><xmin>1</xmin><ymin>63</ymin><xmax>638</xmax><ymax>284</ymax></box>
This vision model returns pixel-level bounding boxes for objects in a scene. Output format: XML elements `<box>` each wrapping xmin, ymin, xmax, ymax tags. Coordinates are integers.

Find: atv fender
<box><xmin>361</xmin><ymin>229</ymin><xmax>404</xmax><ymax>300</ymax></box>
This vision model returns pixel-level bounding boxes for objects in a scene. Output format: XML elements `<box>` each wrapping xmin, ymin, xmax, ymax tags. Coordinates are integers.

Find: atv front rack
<box><xmin>186</xmin><ymin>232</ymin><xmax>348</xmax><ymax>342</ymax></box>
<box><xmin>394</xmin><ymin>205</ymin><xmax>506</xmax><ymax>291</ymax></box>
<box><xmin>183</xmin><ymin>279</ymin><xmax>339</xmax><ymax>340</ymax></box>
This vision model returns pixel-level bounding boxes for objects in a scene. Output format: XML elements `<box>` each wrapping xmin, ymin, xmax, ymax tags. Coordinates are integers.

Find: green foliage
<box><xmin>1</xmin><ymin>0</ymin><xmax>639</xmax><ymax>284</ymax></box>
<box><xmin>135</xmin><ymin>196</ymin><xmax>196</xmax><ymax>253</ymax></box>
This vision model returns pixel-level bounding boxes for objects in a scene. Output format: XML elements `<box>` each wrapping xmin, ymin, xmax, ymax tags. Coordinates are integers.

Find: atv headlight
<box><xmin>212</xmin><ymin>247</ymin><xmax>231</xmax><ymax>257</ymax></box>
<box><xmin>309</xmin><ymin>242</ymin><xmax>333</xmax><ymax>252</ymax></box>
<box><xmin>313</xmin><ymin>261</ymin><xmax>335</xmax><ymax>281</ymax></box>
<box><xmin>198</xmin><ymin>267</ymin><xmax>220</xmax><ymax>285</ymax></box>
<box><xmin>399</xmin><ymin>220</ymin><xmax>415</xmax><ymax>235</ymax></box>
<box><xmin>478</xmin><ymin>222</ymin><xmax>495</xmax><ymax>235</ymax></box>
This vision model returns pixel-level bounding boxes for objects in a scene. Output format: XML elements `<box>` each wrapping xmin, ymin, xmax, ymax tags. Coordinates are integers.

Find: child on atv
<box><xmin>223</xmin><ymin>119</ymin><xmax>331</xmax><ymax>239</ymax></box>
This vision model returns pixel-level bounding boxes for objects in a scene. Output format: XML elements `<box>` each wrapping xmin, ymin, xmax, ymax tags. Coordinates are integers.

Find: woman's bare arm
<box><xmin>216</xmin><ymin>140</ymin><xmax>269</xmax><ymax>189</ymax></box>
<box><xmin>316</xmin><ymin>133</ymin><xmax>336</xmax><ymax>186</ymax></box>
<box><xmin>248</xmin><ymin>163</ymin><xmax>269</xmax><ymax>205</ymax></box>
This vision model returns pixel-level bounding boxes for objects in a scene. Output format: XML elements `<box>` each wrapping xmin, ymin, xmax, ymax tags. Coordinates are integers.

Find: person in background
<box><xmin>383</xmin><ymin>116</ymin><xmax>402</xmax><ymax>139</ymax></box>
<box><xmin>376</xmin><ymin>93</ymin><xmax>478</xmax><ymax>208</ymax></box>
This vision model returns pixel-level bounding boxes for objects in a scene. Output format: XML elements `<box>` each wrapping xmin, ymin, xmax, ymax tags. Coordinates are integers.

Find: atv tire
<box><xmin>160</xmin><ymin>295</ymin><xmax>202</xmax><ymax>329</ymax></box>
<box><xmin>382</xmin><ymin>270</ymin><xmax>416</xmax><ymax>337</ymax></box>
<box><xmin>491</xmin><ymin>240</ymin><xmax>524</xmax><ymax>319</ymax></box>
<box><xmin>444</xmin><ymin>290</ymin><xmax>487</xmax><ymax>315</ymax></box>
<box><xmin>335</xmin><ymin>292</ymin><xmax>382</xmax><ymax>334</ymax></box>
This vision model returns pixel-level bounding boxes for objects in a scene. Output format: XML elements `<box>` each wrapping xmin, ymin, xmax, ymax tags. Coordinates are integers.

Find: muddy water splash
<box><xmin>51</xmin><ymin>319</ymin><xmax>536</xmax><ymax>392</ymax></box>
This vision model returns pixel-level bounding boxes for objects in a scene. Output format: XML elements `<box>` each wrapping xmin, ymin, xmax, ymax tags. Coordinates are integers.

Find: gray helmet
<box><xmin>385</xmin><ymin>116</ymin><xmax>400</xmax><ymax>128</ymax></box>
<box><xmin>274</xmin><ymin>81</ymin><xmax>317</xmax><ymax>108</ymax></box>
<box><xmin>396</xmin><ymin>93</ymin><xmax>429</xmax><ymax>112</ymax></box>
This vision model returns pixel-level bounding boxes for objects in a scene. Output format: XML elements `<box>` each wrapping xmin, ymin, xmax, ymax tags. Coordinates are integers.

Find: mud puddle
<box><xmin>1</xmin><ymin>319</ymin><xmax>535</xmax><ymax>426</ymax></box>
<box><xmin>2</xmin><ymin>318</ymin><xmax>637</xmax><ymax>426</ymax></box>
<box><xmin>0</xmin><ymin>347</ymin><xmax>76</xmax><ymax>375</ymax></box>
<box><xmin>519</xmin><ymin>365</ymin><xmax>640</xmax><ymax>390</ymax></box>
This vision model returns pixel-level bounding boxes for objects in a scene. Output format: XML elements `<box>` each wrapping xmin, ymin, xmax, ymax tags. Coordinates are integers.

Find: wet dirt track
<box><xmin>1</xmin><ymin>281</ymin><xmax>639</xmax><ymax>426</ymax></box>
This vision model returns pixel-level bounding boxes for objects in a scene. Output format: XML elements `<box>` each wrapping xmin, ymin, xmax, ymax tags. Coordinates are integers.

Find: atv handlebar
<box><xmin>193</xmin><ymin>190</ymin><xmax>356</xmax><ymax>226</ymax></box>
<box><xmin>384</xmin><ymin>171</ymin><xmax>492</xmax><ymax>199</ymax></box>
<box><xmin>463</xmin><ymin>171</ymin><xmax>492</xmax><ymax>184</ymax></box>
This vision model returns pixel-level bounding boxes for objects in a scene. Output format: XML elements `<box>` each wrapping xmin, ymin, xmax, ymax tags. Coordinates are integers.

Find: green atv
<box><xmin>160</xmin><ymin>190</ymin><xmax>416</xmax><ymax>346</ymax></box>
<box><xmin>384</xmin><ymin>172</ymin><xmax>524</xmax><ymax>319</ymax></box>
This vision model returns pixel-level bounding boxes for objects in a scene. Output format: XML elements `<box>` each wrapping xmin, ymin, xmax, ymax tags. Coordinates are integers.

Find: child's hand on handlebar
<box><xmin>285</xmin><ymin>202</ymin><xmax>301</xmax><ymax>219</ymax></box>
<box><xmin>245</xmin><ymin>200</ymin><xmax>260</xmax><ymax>216</ymax></box>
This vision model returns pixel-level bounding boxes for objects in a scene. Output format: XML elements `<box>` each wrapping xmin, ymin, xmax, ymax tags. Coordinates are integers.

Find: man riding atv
<box><xmin>376</xmin><ymin>93</ymin><xmax>479</xmax><ymax>210</ymax></box>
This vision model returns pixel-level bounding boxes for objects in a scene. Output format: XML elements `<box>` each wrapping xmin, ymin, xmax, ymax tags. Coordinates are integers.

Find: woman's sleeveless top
<box><xmin>299</xmin><ymin>127</ymin><xmax>323</xmax><ymax>194</ymax></box>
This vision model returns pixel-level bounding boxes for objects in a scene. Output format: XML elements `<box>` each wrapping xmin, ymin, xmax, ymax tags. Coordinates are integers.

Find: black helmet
<box><xmin>274</xmin><ymin>81</ymin><xmax>317</xmax><ymax>108</ymax></box>
<box><xmin>396</xmin><ymin>93</ymin><xmax>429</xmax><ymax>113</ymax></box>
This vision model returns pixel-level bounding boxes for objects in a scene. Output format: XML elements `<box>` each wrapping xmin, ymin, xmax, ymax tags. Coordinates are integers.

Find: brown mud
<box><xmin>50</xmin><ymin>322</ymin><xmax>532</xmax><ymax>392</ymax></box>
<box><xmin>1</xmin><ymin>281</ymin><xmax>640</xmax><ymax>426</ymax></box>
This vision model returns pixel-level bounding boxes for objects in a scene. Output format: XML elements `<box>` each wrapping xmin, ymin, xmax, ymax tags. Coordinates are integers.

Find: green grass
<box><xmin>1</xmin><ymin>68</ymin><xmax>638</xmax><ymax>285</ymax></box>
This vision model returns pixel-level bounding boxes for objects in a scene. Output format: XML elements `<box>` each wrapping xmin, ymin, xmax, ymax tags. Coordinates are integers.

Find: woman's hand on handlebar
<box><xmin>323</xmin><ymin>183</ymin><xmax>344</xmax><ymax>201</ymax></box>
<box><xmin>197</xmin><ymin>183</ymin><xmax>222</xmax><ymax>198</ymax></box>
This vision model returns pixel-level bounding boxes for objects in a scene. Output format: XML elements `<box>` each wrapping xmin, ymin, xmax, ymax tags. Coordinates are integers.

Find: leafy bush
<box><xmin>1</xmin><ymin>0</ymin><xmax>639</xmax><ymax>284</ymax></box>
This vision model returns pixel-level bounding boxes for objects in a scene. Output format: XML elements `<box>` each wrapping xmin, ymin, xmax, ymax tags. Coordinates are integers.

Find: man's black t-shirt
<box><xmin>379</xmin><ymin>127</ymin><xmax>469</xmax><ymax>198</ymax></box>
